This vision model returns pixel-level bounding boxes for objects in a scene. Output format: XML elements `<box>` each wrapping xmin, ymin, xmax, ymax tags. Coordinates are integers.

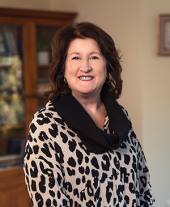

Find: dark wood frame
<box><xmin>158</xmin><ymin>14</ymin><xmax>170</xmax><ymax>55</ymax></box>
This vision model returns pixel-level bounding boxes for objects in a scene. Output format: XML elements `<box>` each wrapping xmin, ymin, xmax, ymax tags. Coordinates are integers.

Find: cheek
<box><xmin>64</xmin><ymin>64</ymin><xmax>73</xmax><ymax>78</ymax></box>
<box><xmin>100</xmin><ymin>66</ymin><xmax>107</xmax><ymax>83</ymax></box>
<box><xmin>65</xmin><ymin>62</ymin><xmax>79</xmax><ymax>76</ymax></box>
<box><xmin>98</xmin><ymin>64</ymin><xmax>107</xmax><ymax>77</ymax></box>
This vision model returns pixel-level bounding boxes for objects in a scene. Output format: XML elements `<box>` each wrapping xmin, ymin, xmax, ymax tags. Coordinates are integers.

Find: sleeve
<box><xmin>120</xmin><ymin>105</ymin><xmax>155</xmax><ymax>206</ymax></box>
<box><xmin>23</xmin><ymin>113</ymin><xmax>70</xmax><ymax>207</ymax></box>
<box><xmin>137</xmin><ymin>141</ymin><xmax>155</xmax><ymax>207</ymax></box>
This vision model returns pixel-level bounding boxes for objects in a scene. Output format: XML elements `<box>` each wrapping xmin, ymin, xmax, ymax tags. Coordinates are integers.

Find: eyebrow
<box><xmin>69</xmin><ymin>51</ymin><xmax>101</xmax><ymax>56</ymax></box>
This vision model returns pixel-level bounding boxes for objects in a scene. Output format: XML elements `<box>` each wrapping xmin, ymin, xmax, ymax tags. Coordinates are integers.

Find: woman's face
<box><xmin>64</xmin><ymin>38</ymin><xmax>107</xmax><ymax>99</ymax></box>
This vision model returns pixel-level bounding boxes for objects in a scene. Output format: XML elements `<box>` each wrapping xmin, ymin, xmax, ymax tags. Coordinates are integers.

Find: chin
<box><xmin>79</xmin><ymin>90</ymin><xmax>99</xmax><ymax>96</ymax></box>
<box><xmin>79</xmin><ymin>91</ymin><xmax>93</xmax><ymax>95</ymax></box>
<box><xmin>77</xmin><ymin>88</ymin><xmax>93</xmax><ymax>94</ymax></box>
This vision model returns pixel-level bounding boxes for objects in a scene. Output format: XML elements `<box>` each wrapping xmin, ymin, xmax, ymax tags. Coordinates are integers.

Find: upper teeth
<box><xmin>79</xmin><ymin>77</ymin><xmax>93</xmax><ymax>80</ymax></box>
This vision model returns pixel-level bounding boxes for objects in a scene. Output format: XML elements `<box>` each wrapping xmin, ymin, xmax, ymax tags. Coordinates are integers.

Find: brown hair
<box><xmin>46</xmin><ymin>22</ymin><xmax>123</xmax><ymax>102</ymax></box>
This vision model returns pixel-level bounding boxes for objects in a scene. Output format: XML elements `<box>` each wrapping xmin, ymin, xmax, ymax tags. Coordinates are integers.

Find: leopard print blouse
<box><xmin>23</xmin><ymin>101</ymin><xmax>155</xmax><ymax>207</ymax></box>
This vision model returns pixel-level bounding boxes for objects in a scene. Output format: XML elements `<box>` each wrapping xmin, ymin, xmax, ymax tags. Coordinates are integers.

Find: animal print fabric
<box><xmin>23</xmin><ymin>101</ymin><xmax>155</xmax><ymax>207</ymax></box>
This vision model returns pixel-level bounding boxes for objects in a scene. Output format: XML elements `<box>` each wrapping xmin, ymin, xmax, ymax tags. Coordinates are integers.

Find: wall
<box><xmin>0</xmin><ymin>0</ymin><xmax>170</xmax><ymax>206</ymax></box>
<box><xmin>0</xmin><ymin>0</ymin><xmax>49</xmax><ymax>10</ymax></box>
<box><xmin>140</xmin><ymin>0</ymin><xmax>170</xmax><ymax>206</ymax></box>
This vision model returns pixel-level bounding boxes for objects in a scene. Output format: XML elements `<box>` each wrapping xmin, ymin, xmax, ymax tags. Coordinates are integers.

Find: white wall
<box><xmin>0</xmin><ymin>0</ymin><xmax>170</xmax><ymax>206</ymax></box>
<box><xmin>0</xmin><ymin>0</ymin><xmax>49</xmax><ymax>10</ymax></box>
<box><xmin>140</xmin><ymin>0</ymin><xmax>170</xmax><ymax>206</ymax></box>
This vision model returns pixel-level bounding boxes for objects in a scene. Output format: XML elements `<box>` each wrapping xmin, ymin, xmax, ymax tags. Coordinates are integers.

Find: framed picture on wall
<box><xmin>158</xmin><ymin>14</ymin><xmax>170</xmax><ymax>55</ymax></box>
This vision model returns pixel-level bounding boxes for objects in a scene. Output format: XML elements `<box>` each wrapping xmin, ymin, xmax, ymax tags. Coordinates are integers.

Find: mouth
<box><xmin>78</xmin><ymin>76</ymin><xmax>94</xmax><ymax>81</ymax></box>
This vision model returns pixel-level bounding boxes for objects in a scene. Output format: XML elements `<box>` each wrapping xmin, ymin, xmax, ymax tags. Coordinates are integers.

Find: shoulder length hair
<box><xmin>46</xmin><ymin>22</ymin><xmax>123</xmax><ymax>102</ymax></box>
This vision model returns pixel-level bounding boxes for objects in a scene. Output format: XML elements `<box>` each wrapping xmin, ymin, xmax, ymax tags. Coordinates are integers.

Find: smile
<box><xmin>79</xmin><ymin>77</ymin><xmax>93</xmax><ymax>80</ymax></box>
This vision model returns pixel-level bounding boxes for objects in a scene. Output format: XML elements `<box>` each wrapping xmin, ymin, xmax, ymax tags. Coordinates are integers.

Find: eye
<box><xmin>72</xmin><ymin>56</ymin><xmax>80</xmax><ymax>60</ymax></box>
<box><xmin>91</xmin><ymin>56</ymin><xmax>99</xmax><ymax>60</ymax></box>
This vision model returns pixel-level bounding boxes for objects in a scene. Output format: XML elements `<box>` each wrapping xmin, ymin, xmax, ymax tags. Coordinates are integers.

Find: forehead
<box><xmin>67</xmin><ymin>38</ymin><xmax>101</xmax><ymax>54</ymax></box>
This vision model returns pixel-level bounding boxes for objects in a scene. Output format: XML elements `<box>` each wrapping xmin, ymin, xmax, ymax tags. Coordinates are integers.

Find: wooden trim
<box><xmin>0</xmin><ymin>167</ymin><xmax>32</xmax><ymax>207</ymax></box>
<box><xmin>0</xmin><ymin>16</ymin><xmax>26</xmax><ymax>25</ymax></box>
<box><xmin>0</xmin><ymin>167</ymin><xmax>24</xmax><ymax>184</ymax></box>
<box><xmin>24</xmin><ymin>97</ymin><xmax>38</xmax><ymax>135</ymax></box>
<box><xmin>23</xmin><ymin>19</ymin><xmax>37</xmax><ymax>95</ymax></box>
<box><xmin>34</xmin><ymin>19</ymin><xmax>72</xmax><ymax>27</ymax></box>
<box><xmin>157</xmin><ymin>15</ymin><xmax>161</xmax><ymax>55</ymax></box>
<box><xmin>158</xmin><ymin>14</ymin><xmax>170</xmax><ymax>55</ymax></box>
<box><xmin>22</xmin><ymin>20</ymin><xmax>38</xmax><ymax>135</ymax></box>
<box><xmin>0</xmin><ymin>7</ymin><xmax>77</xmax><ymax>21</ymax></box>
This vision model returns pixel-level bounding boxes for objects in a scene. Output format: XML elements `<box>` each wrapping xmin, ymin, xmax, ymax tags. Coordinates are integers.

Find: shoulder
<box><xmin>119</xmin><ymin>104</ymin><xmax>131</xmax><ymax>122</ymax></box>
<box><xmin>25</xmin><ymin>102</ymin><xmax>67</xmax><ymax>159</ymax></box>
<box><xmin>32</xmin><ymin>101</ymin><xmax>55</xmax><ymax>120</ymax></box>
<box><xmin>29</xmin><ymin>101</ymin><xmax>65</xmax><ymax>141</ymax></box>
<box><xmin>118</xmin><ymin>104</ymin><xmax>134</xmax><ymax>136</ymax></box>
<box><xmin>118</xmin><ymin>104</ymin><xmax>141</xmax><ymax>148</ymax></box>
<box><xmin>30</xmin><ymin>101</ymin><xmax>64</xmax><ymax>128</ymax></box>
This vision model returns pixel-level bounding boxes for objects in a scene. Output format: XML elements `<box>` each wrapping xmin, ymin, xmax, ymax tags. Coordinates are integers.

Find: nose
<box><xmin>80</xmin><ymin>59</ymin><xmax>91</xmax><ymax>72</ymax></box>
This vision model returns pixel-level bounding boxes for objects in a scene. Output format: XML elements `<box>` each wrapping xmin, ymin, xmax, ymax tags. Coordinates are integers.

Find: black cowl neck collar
<box><xmin>52</xmin><ymin>93</ymin><xmax>130</xmax><ymax>154</ymax></box>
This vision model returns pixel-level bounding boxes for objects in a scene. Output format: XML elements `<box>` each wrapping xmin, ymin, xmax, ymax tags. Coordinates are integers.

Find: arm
<box><xmin>120</xmin><ymin>105</ymin><xmax>155</xmax><ymax>206</ymax></box>
<box><xmin>23</xmin><ymin>113</ymin><xmax>70</xmax><ymax>207</ymax></box>
<box><xmin>137</xmin><ymin>140</ymin><xmax>155</xmax><ymax>207</ymax></box>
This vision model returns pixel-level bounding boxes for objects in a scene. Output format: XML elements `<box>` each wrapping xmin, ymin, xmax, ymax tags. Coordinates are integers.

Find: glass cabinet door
<box><xmin>0</xmin><ymin>25</ymin><xmax>25</xmax><ymax>171</ymax></box>
<box><xmin>36</xmin><ymin>26</ymin><xmax>60</xmax><ymax>109</ymax></box>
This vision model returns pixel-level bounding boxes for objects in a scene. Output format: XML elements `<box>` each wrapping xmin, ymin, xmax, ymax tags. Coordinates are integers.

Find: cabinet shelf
<box><xmin>0</xmin><ymin>124</ymin><xmax>24</xmax><ymax>131</ymax></box>
<box><xmin>0</xmin><ymin>64</ymin><xmax>13</xmax><ymax>68</ymax></box>
<box><xmin>0</xmin><ymin>154</ymin><xmax>21</xmax><ymax>170</ymax></box>
<box><xmin>37</xmin><ymin>63</ymin><xmax>50</xmax><ymax>68</ymax></box>
<box><xmin>37</xmin><ymin>83</ymin><xmax>51</xmax><ymax>96</ymax></box>
<box><xmin>0</xmin><ymin>94</ymin><xmax>23</xmax><ymax>99</ymax></box>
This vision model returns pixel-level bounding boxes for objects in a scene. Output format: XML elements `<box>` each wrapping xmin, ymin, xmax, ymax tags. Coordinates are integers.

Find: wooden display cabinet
<box><xmin>0</xmin><ymin>7</ymin><xmax>77</xmax><ymax>207</ymax></box>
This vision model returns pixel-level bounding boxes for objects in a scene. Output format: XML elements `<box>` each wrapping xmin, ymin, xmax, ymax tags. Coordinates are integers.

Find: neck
<box><xmin>71</xmin><ymin>91</ymin><xmax>102</xmax><ymax>113</ymax></box>
<box><xmin>71</xmin><ymin>91</ymin><xmax>107</xmax><ymax>130</ymax></box>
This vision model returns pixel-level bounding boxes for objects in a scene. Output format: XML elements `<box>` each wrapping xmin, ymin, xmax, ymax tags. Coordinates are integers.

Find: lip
<box><xmin>78</xmin><ymin>75</ymin><xmax>94</xmax><ymax>81</ymax></box>
<box><xmin>78</xmin><ymin>75</ymin><xmax>94</xmax><ymax>77</ymax></box>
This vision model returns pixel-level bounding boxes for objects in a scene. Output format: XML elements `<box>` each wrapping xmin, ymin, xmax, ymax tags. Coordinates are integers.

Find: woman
<box><xmin>23</xmin><ymin>22</ymin><xmax>155</xmax><ymax>207</ymax></box>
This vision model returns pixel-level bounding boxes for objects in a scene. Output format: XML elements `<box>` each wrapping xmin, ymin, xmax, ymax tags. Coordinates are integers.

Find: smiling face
<box><xmin>64</xmin><ymin>38</ymin><xmax>107</xmax><ymax>99</ymax></box>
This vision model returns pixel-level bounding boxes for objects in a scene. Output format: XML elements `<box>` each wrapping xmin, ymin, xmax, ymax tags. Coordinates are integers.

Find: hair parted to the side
<box><xmin>46</xmin><ymin>22</ymin><xmax>123</xmax><ymax>102</ymax></box>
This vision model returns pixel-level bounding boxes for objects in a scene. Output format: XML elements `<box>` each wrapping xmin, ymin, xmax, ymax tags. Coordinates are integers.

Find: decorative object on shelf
<box><xmin>0</xmin><ymin>32</ymin><xmax>9</xmax><ymax>56</ymax></box>
<box><xmin>0</xmin><ymin>31</ymin><xmax>20</xmax><ymax>57</ymax></box>
<box><xmin>0</xmin><ymin>55</ymin><xmax>24</xmax><ymax>128</ymax></box>
<box><xmin>37</xmin><ymin>51</ymin><xmax>50</xmax><ymax>64</ymax></box>
<box><xmin>0</xmin><ymin>94</ymin><xmax>25</xmax><ymax>127</ymax></box>
<box><xmin>37</xmin><ymin>34</ymin><xmax>51</xmax><ymax>64</ymax></box>
<box><xmin>0</xmin><ymin>56</ymin><xmax>23</xmax><ymax>95</ymax></box>
<box><xmin>158</xmin><ymin>14</ymin><xmax>170</xmax><ymax>55</ymax></box>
